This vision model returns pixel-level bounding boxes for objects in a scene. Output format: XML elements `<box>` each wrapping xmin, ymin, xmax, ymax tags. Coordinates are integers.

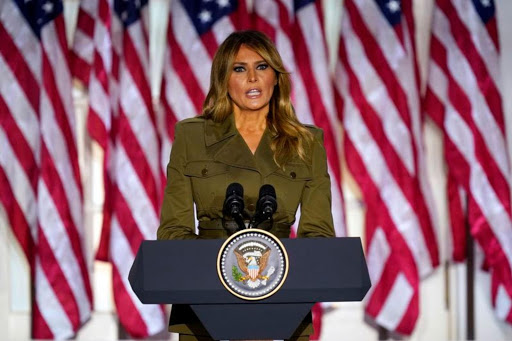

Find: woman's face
<box><xmin>228</xmin><ymin>45</ymin><xmax>277</xmax><ymax>116</ymax></box>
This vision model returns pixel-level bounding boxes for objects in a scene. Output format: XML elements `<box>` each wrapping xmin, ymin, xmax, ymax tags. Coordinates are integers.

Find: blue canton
<box><xmin>182</xmin><ymin>0</ymin><xmax>238</xmax><ymax>36</ymax></box>
<box><xmin>14</xmin><ymin>0</ymin><xmax>62</xmax><ymax>38</ymax></box>
<box><xmin>375</xmin><ymin>0</ymin><xmax>402</xmax><ymax>27</ymax></box>
<box><xmin>294</xmin><ymin>0</ymin><xmax>315</xmax><ymax>12</ymax></box>
<box><xmin>114</xmin><ymin>0</ymin><xmax>148</xmax><ymax>28</ymax></box>
<box><xmin>471</xmin><ymin>0</ymin><xmax>495</xmax><ymax>24</ymax></box>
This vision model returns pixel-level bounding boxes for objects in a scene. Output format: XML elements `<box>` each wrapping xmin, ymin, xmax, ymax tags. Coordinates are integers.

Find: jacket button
<box><xmin>290</xmin><ymin>171</ymin><xmax>296</xmax><ymax>179</ymax></box>
<box><xmin>248</xmin><ymin>203</ymin><xmax>255</xmax><ymax>211</ymax></box>
<box><xmin>201</xmin><ymin>168</ymin><xmax>208</xmax><ymax>176</ymax></box>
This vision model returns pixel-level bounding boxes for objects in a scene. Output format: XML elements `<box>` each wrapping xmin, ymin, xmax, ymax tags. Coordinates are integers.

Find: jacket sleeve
<box><xmin>157</xmin><ymin>122</ymin><xmax>199</xmax><ymax>240</ymax></box>
<box><xmin>297</xmin><ymin>129</ymin><xmax>336</xmax><ymax>238</ymax></box>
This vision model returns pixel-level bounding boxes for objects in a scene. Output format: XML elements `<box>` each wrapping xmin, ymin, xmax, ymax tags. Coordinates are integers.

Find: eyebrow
<box><xmin>232</xmin><ymin>60</ymin><xmax>267</xmax><ymax>65</ymax></box>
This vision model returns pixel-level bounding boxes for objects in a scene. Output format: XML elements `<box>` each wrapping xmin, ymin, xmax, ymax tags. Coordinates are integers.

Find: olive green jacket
<box><xmin>157</xmin><ymin>114</ymin><xmax>335</xmax><ymax>240</ymax></box>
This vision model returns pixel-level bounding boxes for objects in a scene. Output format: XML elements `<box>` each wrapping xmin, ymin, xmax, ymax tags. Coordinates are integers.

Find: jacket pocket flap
<box><xmin>272</xmin><ymin>164</ymin><xmax>312</xmax><ymax>180</ymax></box>
<box><xmin>184</xmin><ymin>161</ymin><xmax>228</xmax><ymax>178</ymax></box>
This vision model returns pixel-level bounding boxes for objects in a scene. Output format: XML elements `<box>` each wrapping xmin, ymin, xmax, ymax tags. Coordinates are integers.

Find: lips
<box><xmin>246</xmin><ymin>88</ymin><xmax>262</xmax><ymax>97</ymax></box>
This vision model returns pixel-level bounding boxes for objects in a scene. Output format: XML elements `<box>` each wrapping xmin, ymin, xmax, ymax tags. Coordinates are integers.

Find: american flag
<box><xmin>254</xmin><ymin>1</ymin><xmax>345</xmax><ymax>338</ymax></box>
<box><xmin>0</xmin><ymin>0</ymin><xmax>93</xmax><ymax>338</ymax></box>
<box><xmin>159</xmin><ymin>0</ymin><xmax>250</xmax><ymax>160</ymax></box>
<box><xmin>71</xmin><ymin>0</ymin><xmax>166</xmax><ymax>337</ymax></box>
<box><xmin>335</xmin><ymin>0</ymin><xmax>440</xmax><ymax>334</ymax></box>
<box><xmin>254</xmin><ymin>0</ymin><xmax>345</xmax><ymax>238</ymax></box>
<box><xmin>424</xmin><ymin>0</ymin><xmax>512</xmax><ymax>323</ymax></box>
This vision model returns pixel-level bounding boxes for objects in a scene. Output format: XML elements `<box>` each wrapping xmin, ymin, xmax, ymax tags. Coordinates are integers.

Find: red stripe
<box><xmin>0</xmin><ymin>99</ymin><xmax>39</xmax><ymax>192</ymax></box>
<box><xmin>123</xmin><ymin>35</ymin><xmax>154</xmax><ymax>124</ymax></box>
<box><xmin>0</xmin><ymin>23</ymin><xmax>40</xmax><ymax>114</ymax></box>
<box><xmin>0</xmin><ymin>168</ymin><xmax>35</xmax><ymax>261</ymax></box>
<box><xmin>40</xmin><ymin>144</ymin><xmax>93</xmax><ymax>300</ymax></box>
<box><xmin>169</xmin><ymin>30</ymin><xmax>205</xmax><ymax>114</ymax></box>
<box><xmin>112</xmin><ymin>266</ymin><xmax>149</xmax><ymax>338</ymax></box>
<box><xmin>41</xmin><ymin>53</ymin><xmax>82</xmax><ymax>196</ymax></box>
<box><xmin>75</xmin><ymin>8</ymin><xmax>95</xmax><ymax>38</ymax></box>
<box><xmin>446</xmin><ymin>173</ymin><xmax>467</xmax><ymax>261</ymax></box>
<box><xmin>70</xmin><ymin>54</ymin><xmax>91</xmax><ymax>85</ymax></box>
<box><xmin>437</xmin><ymin>0</ymin><xmax>504</xmax><ymax>132</ymax></box>
<box><xmin>32</xmin><ymin>302</ymin><xmax>53</xmax><ymax>339</ymax></box>
<box><xmin>113</xmin><ymin>187</ymin><xmax>146</xmax><ymax>255</ymax></box>
<box><xmin>87</xmin><ymin>108</ymin><xmax>109</xmax><ymax>149</ymax></box>
<box><xmin>37</xmin><ymin>230</ymin><xmax>81</xmax><ymax>332</ymax></box>
<box><xmin>200</xmin><ymin>31</ymin><xmax>219</xmax><ymax>59</ymax></box>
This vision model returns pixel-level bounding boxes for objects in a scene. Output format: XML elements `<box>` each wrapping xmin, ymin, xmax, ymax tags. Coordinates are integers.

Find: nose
<box><xmin>248</xmin><ymin>68</ymin><xmax>257</xmax><ymax>82</ymax></box>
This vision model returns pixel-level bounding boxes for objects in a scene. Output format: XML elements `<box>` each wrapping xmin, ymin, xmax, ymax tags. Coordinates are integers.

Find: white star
<box><xmin>122</xmin><ymin>11</ymin><xmax>129</xmax><ymax>21</ymax></box>
<box><xmin>480</xmin><ymin>0</ymin><xmax>491</xmax><ymax>7</ymax></box>
<box><xmin>217</xmin><ymin>0</ymin><xmax>230</xmax><ymax>8</ymax></box>
<box><xmin>24</xmin><ymin>0</ymin><xmax>32</xmax><ymax>3</ymax></box>
<box><xmin>42</xmin><ymin>1</ymin><xmax>54</xmax><ymax>14</ymax></box>
<box><xmin>135</xmin><ymin>0</ymin><xmax>141</xmax><ymax>8</ymax></box>
<box><xmin>198</xmin><ymin>9</ymin><xmax>212</xmax><ymax>23</ymax></box>
<box><xmin>386</xmin><ymin>0</ymin><xmax>400</xmax><ymax>13</ymax></box>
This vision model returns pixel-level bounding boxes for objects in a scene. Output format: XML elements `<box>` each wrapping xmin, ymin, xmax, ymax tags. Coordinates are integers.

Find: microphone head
<box><xmin>258</xmin><ymin>184</ymin><xmax>276</xmax><ymax>198</ymax></box>
<box><xmin>226</xmin><ymin>182</ymin><xmax>244</xmax><ymax>197</ymax></box>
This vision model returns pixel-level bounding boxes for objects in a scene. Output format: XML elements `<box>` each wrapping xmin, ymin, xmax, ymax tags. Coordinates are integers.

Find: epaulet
<box><xmin>178</xmin><ymin>116</ymin><xmax>205</xmax><ymax>125</ymax></box>
<box><xmin>304</xmin><ymin>124</ymin><xmax>323</xmax><ymax>136</ymax></box>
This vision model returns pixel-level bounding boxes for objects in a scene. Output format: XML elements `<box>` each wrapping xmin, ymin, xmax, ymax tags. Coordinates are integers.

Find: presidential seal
<box><xmin>217</xmin><ymin>229</ymin><xmax>289</xmax><ymax>300</ymax></box>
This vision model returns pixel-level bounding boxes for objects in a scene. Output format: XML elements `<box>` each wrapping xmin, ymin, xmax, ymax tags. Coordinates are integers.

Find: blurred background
<box><xmin>1</xmin><ymin>0</ymin><xmax>512</xmax><ymax>340</ymax></box>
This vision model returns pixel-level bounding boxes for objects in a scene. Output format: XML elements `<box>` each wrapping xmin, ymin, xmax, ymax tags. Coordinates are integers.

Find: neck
<box><xmin>234</xmin><ymin>110</ymin><xmax>267</xmax><ymax>133</ymax></box>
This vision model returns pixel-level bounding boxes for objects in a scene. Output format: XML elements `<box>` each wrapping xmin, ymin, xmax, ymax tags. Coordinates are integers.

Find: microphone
<box><xmin>250</xmin><ymin>184</ymin><xmax>277</xmax><ymax>229</ymax></box>
<box><xmin>223</xmin><ymin>183</ymin><xmax>245</xmax><ymax>232</ymax></box>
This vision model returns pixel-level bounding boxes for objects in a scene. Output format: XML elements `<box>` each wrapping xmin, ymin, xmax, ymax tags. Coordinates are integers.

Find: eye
<box><xmin>233</xmin><ymin>66</ymin><xmax>245</xmax><ymax>72</ymax></box>
<box><xmin>257</xmin><ymin>63</ymin><xmax>269</xmax><ymax>70</ymax></box>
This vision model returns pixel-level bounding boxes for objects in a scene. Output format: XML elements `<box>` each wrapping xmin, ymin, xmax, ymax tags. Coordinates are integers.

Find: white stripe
<box><xmin>119</xmin><ymin>62</ymin><xmax>160</xmax><ymax>179</ymax></box>
<box><xmin>297</xmin><ymin>4</ymin><xmax>340</xmax><ymax>139</ymax></box>
<box><xmin>42</xmin><ymin>22</ymin><xmax>78</xmax><ymax>143</ymax></box>
<box><xmin>365</xmin><ymin>227</ymin><xmax>391</xmax><ymax>302</ymax></box>
<box><xmin>433</xmin><ymin>7</ymin><xmax>509</xmax><ymax>178</ymax></box>
<box><xmin>128</xmin><ymin>21</ymin><xmax>151</xmax><ymax>86</ymax></box>
<box><xmin>172</xmin><ymin>1</ymin><xmax>212</xmax><ymax>94</ymax></box>
<box><xmin>89</xmin><ymin>73</ymin><xmax>112</xmax><ymax>130</ymax></box>
<box><xmin>163</xmin><ymin>54</ymin><xmax>198</xmax><ymax>119</ymax></box>
<box><xmin>35</xmin><ymin>259</ymin><xmax>74</xmax><ymax>339</ymax></box>
<box><xmin>40</xmin><ymin>91</ymin><xmax>83</xmax><ymax>236</ymax></box>
<box><xmin>444</xmin><ymin>106</ymin><xmax>512</xmax><ymax>267</ymax></box>
<box><xmin>427</xmin><ymin>62</ymin><xmax>449</xmax><ymax>111</ymax></box>
<box><xmin>451</xmin><ymin>0</ymin><xmax>500</xmax><ymax>86</ymax></box>
<box><xmin>342</xmin><ymin>71</ymin><xmax>433</xmax><ymax>276</ymax></box>
<box><xmin>0</xmin><ymin>55</ymin><xmax>40</xmax><ymax>155</ymax></box>
<box><xmin>93</xmin><ymin>19</ymin><xmax>113</xmax><ymax>72</ymax></box>
<box><xmin>341</xmin><ymin>16</ymin><xmax>415</xmax><ymax>175</ymax></box>
<box><xmin>0</xmin><ymin>128</ymin><xmax>38</xmax><ymax>240</ymax></box>
<box><xmin>212</xmin><ymin>15</ymin><xmax>235</xmax><ymax>46</ymax></box>
<box><xmin>255</xmin><ymin>0</ymin><xmax>279</xmax><ymax>28</ymax></box>
<box><xmin>111</xmin><ymin>217</ymin><xmax>165</xmax><ymax>335</ymax></box>
<box><xmin>38</xmin><ymin>182</ymin><xmax>91</xmax><ymax>322</ymax></box>
<box><xmin>79</xmin><ymin>0</ymin><xmax>100</xmax><ymax>18</ymax></box>
<box><xmin>1</xmin><ymin>0</ymin><xmax>41</xmax><ymax>82</ymax></box>
<box><xmin>115</xmin><ymin>146</ymin><xmax>159</xmax><ymax>239</ymax></box>
<box><xmin>376</xmin><ymin>273</ymin><xmax>414</xmax><ymax>330</ymax></box>
<box><xmin>495</xmin><ymin>284</ymin><xmax>512</xmax><ymax>320</ymax></box>
<box><xmin>72</xmin><ymin>30</ymin><xmax>94</xmax><ymax>64</ymax></box>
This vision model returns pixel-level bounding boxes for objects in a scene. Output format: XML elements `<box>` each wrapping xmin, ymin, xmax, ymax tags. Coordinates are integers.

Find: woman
<box><xmin>158</xmin><ymin>30</ymin><xmax>335</xmax><ymax>341</ymax></box>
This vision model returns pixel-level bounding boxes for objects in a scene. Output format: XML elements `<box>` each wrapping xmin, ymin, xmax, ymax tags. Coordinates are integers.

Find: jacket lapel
<box><xmin>204</xmin><ymin>115</ymin><xmax>280</xmax><ymax>176</ymax></box>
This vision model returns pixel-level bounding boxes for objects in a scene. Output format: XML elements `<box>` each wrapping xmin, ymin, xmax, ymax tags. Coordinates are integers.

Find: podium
<box><xmin>129</xmin><ymin>237</ymin><xmax>371</xmax><ymax>340</ymax></box>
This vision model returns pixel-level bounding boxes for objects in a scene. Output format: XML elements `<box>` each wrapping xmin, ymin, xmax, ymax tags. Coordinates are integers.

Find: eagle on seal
<box><xmin>234</xmin><ymin>248</ymin><xmax>271</xmax><ymax>281</ymax></box>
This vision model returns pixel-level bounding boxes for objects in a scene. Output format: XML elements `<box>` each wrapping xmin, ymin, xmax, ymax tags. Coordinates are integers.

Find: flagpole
<box><xmin>466</xmin><ymin>211</ymin><xmax>475</xmax><ymax>340</ymax></box>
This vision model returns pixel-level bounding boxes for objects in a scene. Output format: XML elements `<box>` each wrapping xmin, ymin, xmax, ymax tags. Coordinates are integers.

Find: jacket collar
<box><xmin>204</xmin><ymin>114</ymin><xmax>280</xmax><ymax>177</ymax></box>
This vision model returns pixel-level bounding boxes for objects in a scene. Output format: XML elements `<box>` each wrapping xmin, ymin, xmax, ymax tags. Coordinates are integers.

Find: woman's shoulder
<box><xmin>175</xmin><ymin>116</ymin><xmax>208</xmax><ymax>134</ymax></box>
<box><xmin>303</xmin><ymin>124</ymin><xmax>324</xmax><ymax>141</ymax></box>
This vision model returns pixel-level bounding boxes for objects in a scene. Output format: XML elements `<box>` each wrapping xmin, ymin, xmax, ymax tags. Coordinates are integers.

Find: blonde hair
<box><xmin>202</xmin><ymin>30</ymin><xmax>313</xmax><ymax>167</ymax></box>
